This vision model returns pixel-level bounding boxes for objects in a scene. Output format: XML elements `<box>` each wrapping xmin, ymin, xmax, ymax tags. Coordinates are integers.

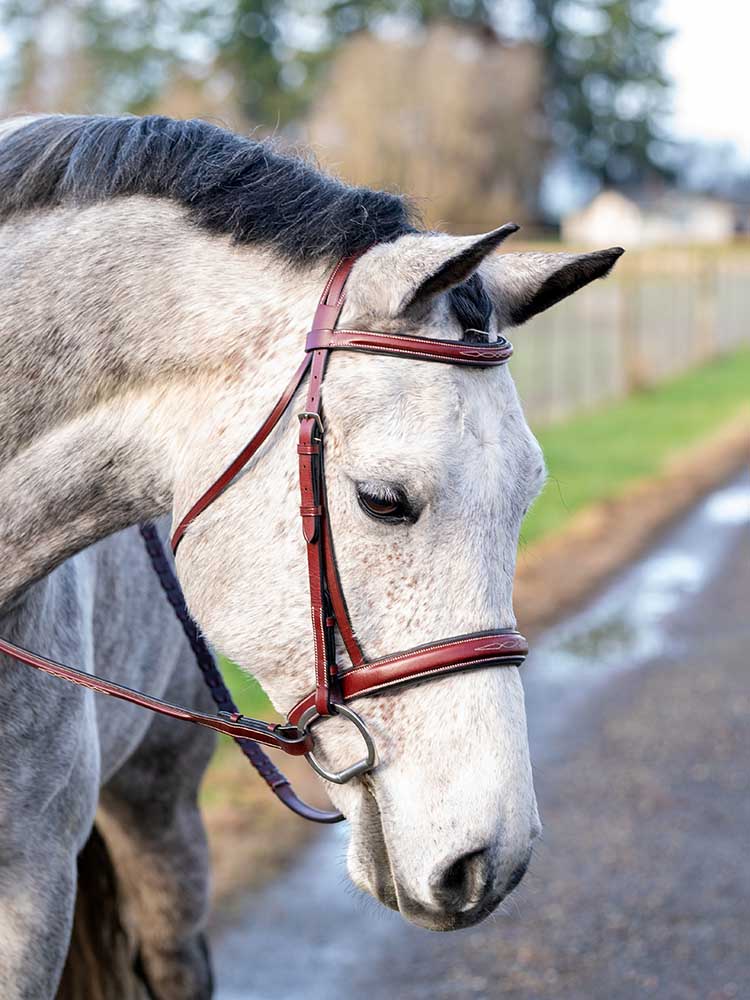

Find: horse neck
<box><xmin>0</xmin><ymin>196</ymin><xmax>322</xmax><ymax>607</ymax></box>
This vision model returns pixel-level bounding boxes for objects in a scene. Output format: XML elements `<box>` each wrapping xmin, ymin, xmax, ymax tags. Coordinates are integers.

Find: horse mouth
<box><xmin>349</xmin><ymin>782</ymin><xmax>532</xmax><ymax>931</ymax></box>
<box><xmin>390</xmin><ymin>884</ymin><xmax>508</xmax><ymax>931</ymax></box>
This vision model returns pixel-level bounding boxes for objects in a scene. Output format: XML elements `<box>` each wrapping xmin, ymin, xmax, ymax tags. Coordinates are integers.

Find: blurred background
<box><xmin>3</xmin><ymin>4</ymin><xmax>747</xmax><ymax>997</ymax></box>
<box><xmin>1</xmin><ymin>0</ymin><xmax>748</xmax><ymax>424</ymax></box>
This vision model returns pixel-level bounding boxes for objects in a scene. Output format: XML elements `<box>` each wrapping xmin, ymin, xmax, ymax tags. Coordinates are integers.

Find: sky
<box><xmin>661</xmin><ymin>0</ymin><xmax>750</xmax><ymax>162</ymax></box>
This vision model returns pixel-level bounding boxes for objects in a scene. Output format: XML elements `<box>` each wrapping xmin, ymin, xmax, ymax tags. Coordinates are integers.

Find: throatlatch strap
<box><xmin>171</xmin><ymin>354</ymin><xmax>312</xmax><ymax>554</ymax></box>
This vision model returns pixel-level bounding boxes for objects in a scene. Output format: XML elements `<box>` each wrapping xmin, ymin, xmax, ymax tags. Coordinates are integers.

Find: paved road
<box><xmin>214</xmin><ymin>473</ymin><xmax>750</xmax><ymax>1000</ymax></box>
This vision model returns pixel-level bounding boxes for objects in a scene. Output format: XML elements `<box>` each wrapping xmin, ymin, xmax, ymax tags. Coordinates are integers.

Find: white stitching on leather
<box><xmin>308</xmin><ymin>332</ymin><xmax>512</xmax><ymax>364</ymax></box>
<box><xmin>344</xmin><ymin>656</ymin><xmax>521</xmax><ymax>697</ymax></box>
<box><xmin>319</xmin><ymin>260</ymin><xmax>341</xmax><ymax>303</ymax></box>
<box><xmin>330</xmin><ymin>330</ymin><xmax>512</xmax><ymax>355</ymax></box>
<box><xmin>344</xmin><ymin>634</ymin><xmax>522</xmax><ymax>673</ymax></box>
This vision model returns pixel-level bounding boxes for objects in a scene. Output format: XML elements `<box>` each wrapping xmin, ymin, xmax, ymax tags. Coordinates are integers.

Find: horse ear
<box><xmin>400</xmin><ymin>223</ymin><xmax>520</xmax><ymax>317</ymax></box>
<box><xmin>481</xmin><ymin>248</ymin><xmax>625</xmax><ymax>327</ymax></box>
<box><xmin>348</xmin><ymin>224</ymin><xmax>521</xmax><ymax>320</ymax></box>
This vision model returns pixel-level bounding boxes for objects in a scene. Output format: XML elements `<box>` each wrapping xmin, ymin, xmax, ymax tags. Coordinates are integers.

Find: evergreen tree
<box><xmin>529</xmin><ymin>0</ymin><xmax>674</xmax><ymax>186</ymax></box>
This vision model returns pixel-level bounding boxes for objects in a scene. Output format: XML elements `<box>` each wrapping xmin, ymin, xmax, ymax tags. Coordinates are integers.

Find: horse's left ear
<box><xmin>481</xmin><ymin>247</ymin><xmax>625</xmax><ymax>327</ymax></box>
<box><xmin>401</xmin><ymin>223</ymin><xmax>520</xmax><ymax>316</ymax></box>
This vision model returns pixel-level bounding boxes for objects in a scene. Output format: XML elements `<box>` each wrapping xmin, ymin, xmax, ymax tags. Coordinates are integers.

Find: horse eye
<box><xmin>357</xmin><ymin>486</ymin><xmax>413</xmax><ymax>523</ymax></box>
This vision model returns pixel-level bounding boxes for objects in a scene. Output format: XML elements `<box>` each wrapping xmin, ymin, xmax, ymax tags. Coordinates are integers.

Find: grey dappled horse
<box><xmin>0</xmin><ymin>114</ymin><xmax>622</xmax><ymax>998</ymax></box>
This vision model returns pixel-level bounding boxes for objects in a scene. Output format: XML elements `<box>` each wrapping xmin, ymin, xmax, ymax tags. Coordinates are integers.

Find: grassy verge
<box><xmin>522</xmin><ymin>346</ymin><xmax>750</xmax><ymax>546</ymax></box>
<box><xmin>213</xmin><ymin>655</ymin><xmax>273</xmax><ymax>720</ymax></box>
<box><xmin>199</xmin><ymin>655</ymin><xmax>272</xmax><ymax>812</ymax></box>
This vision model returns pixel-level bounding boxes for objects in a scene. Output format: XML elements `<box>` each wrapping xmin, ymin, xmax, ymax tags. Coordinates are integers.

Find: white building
<box><xmin>562</xmin><ymin>189</ymin><xmax>737</xmax><ymax>247</ymax></box>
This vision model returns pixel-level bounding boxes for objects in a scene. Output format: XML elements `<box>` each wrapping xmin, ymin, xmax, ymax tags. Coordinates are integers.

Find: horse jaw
<box><xmin>339</xmin><ymin>669</ymin><xmax>542</xmax><ymax>930</ymax></box>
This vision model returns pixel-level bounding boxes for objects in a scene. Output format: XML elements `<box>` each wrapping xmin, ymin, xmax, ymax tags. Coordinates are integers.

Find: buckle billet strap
<box><xmin>298</xmin><ymin>349</ymin><xmax>334</xmax><ymax>716</ymax></box>
<box><xmin>297</xmin><ymin>411</ymin><xmax>324</xmax><ymax>435</ymax></box>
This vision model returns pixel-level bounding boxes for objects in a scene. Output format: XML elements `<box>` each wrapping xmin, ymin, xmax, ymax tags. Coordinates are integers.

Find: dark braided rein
<box><xmin>139</xmin><ymin>523</ymin><xmax>342</xmax><ymax>823</ymax></box>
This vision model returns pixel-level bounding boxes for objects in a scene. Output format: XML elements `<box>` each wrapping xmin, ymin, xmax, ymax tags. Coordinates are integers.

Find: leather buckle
<box><xmin>298</xmin><ymin>411</ymin><xmax>324</xmax><ymax>435</ymax></box>
<box><xmin>274</xmin><ymin>722</ymin><xmax>314</xmax><ymax>752</ymax></box>
<box><xmin>218</xmin><ymin>712</ymin><xmax>313</xmax><ymax>752</ymax></box>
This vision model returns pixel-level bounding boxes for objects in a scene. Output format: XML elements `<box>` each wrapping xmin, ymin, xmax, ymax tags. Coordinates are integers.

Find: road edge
<box><xmin>515</xmin><ymin>408</ymin><xmax>750</xmax><ymax>634</ymax></box>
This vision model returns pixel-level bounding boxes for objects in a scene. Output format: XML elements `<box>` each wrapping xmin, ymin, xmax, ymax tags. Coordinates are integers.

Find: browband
<box><xmin>304</xmin><ymin>329</ymin><xmax>514</xmax><ymax>366</ymax></box>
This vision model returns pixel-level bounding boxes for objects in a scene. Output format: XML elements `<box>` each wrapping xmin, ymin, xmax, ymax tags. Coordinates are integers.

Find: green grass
<box><xmin>217</xmin><ymin>655</ymin><xmax>274</xmax><ymax>719</ymax></box>
<box><xmin>522</xmin><ymin>346</ymin><xmax>750</xmax><ymax>545</ymax></box>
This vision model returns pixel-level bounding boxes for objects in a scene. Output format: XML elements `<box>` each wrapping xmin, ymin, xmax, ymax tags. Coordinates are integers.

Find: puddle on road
<box><xmin>212</xmin><ymin>470</ymin><xmax>750</xmax><ymax>1000</ymax></box>
<box><xmin>704</xmin><ymin>481</ymin><xmax>750</xmax><ymax>524</ymax></box>
<box><xmin>522</xmin><ymin>470</ymin><xmax>749</xmax><ymax>744</ymax></box>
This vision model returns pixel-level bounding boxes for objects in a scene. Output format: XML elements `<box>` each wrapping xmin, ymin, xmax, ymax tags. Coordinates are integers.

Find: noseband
<box><xmin>0</xmin><ymin>253</ymin><xmax>528</xmax><ymax>821</ymax></box>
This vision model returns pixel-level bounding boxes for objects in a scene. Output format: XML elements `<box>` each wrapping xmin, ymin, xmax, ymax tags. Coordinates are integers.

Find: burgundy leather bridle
<box><xmin>0</xmin><ymin>252</ymin><xmax>528</xmax><ymax>820</ymax></box>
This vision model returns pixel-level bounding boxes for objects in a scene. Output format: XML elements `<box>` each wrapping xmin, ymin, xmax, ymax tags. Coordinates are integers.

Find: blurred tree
<box><xmin>218</xmin><ymin>1</ymin><xmax>400</xmax><ymax>124</ymax></box>
<box><xmin>0</xmin><ymin>0</ymin><xmax>673</xmax><ymax>193</ymax></box>
<box><xmin>205</xmin><ymin>0</ymin><xmax>675</xmax><ymax>191</ymax></box>
<box><xmin>528</xmin><ymin>0</ymin><xmax>674</xmax><ymax>187</ymax></box>
<box><xmin>400</xmin><ymin>0</ymin><xmax>674</xmax><ymax>188</ymax></box>
<box><xmin>0</xmin><ymin>0</ymin><xmax>221</xmax><ymax>113</ymax></box>
<box><xmin>307</xmin><ymin>22</ymin><xmax>546</xmax><ymax>230</ymax></box>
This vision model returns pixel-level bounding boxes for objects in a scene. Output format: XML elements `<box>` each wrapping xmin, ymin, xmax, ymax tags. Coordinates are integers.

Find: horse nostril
<box><xmin>429</xmin><ymin>848</ymin><xmax>491</xmax><ymax>912</ymax></box>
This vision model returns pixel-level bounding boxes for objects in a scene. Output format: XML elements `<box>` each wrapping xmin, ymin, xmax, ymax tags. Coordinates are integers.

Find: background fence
<box><xmin>511</xmin><ymin>246</ymin><xmax>750</xmax><ymax>426</ymax></box>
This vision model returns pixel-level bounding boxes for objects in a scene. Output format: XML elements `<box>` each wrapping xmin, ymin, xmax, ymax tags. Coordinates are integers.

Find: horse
<box><xmin>0</xmin><ymin>113</ymin><xmax>623</xmax><ymax>998</ymax></box>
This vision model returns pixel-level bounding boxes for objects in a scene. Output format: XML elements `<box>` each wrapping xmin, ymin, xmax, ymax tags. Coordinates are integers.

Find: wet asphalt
<box><xmin>213</xmin><ymin>473</ymin><xmax>750</xmax><ymax>1000</ymax></box>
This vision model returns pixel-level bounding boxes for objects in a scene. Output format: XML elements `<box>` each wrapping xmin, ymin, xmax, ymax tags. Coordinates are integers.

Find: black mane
<box><xmin>0</xmin><ymin>114</ymin><xmax>491</xmax><ymax>330</ymax></box>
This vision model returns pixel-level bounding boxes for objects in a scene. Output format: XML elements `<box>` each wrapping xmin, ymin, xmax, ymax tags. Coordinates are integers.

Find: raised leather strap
<box><xmin>0</xmin><ymin>635</ymin><xmax>312</xmax><ymax>754</ymax></box>
<box><xmin>298</xmin><ymin>254</ymin><xmax>363</xmax><ymax>715</ymax></box>
<box><xmin>321</xmin><ymin>512</ymin><xmax>364</xmax><ymax>667</ymax></box>
<box><xmin>310</xmin><ymin>254</ymin><xmax>361</xmax><ymax>331</ymax></box>
<box><xmin>287</xmin><ymin>630</ymin><xmax>528</xmax><ymax>726</ymax></box>
<box><xmin>305</xmin><ymin>330</ymin><xmax>514</xmax><ymax>366</ymax></box>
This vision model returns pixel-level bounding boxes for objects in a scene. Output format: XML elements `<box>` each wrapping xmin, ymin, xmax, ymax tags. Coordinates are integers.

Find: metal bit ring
<box><xmin>297</xmin><ymin>703</ymin><xmax>376</xmax><ymax>784</ymax></box>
